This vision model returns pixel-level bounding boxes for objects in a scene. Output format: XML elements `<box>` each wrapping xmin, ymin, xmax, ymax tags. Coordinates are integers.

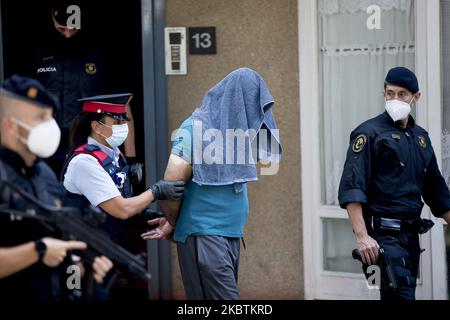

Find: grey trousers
<box><xmin>177</xmin><ymin>235</ymin><xmax>241</xmax><ymax>300</ymax></box>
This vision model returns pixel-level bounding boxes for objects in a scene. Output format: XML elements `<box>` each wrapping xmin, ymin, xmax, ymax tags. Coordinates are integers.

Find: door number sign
<box><xmin>189</xmin><ymin>27</ymin><xmax>216</xmax><ymax>54</ymax></box>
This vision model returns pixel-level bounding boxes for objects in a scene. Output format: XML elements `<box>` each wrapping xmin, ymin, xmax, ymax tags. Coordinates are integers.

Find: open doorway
<box><xmin>1</xmin><ymin>0</ymin><xmax>151</xmax><ymax>299</ymax></box>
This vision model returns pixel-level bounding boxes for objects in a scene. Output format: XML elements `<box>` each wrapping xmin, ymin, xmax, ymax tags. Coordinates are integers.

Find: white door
<box><xmin>299</xmin><ymin>0</ymin><xmax>441</xmax><ymax>299</ymax></box>
<box><xmin>437</xmin><ymin>0</ymin><xmax>450</xmax><ymax>300</ymax></box>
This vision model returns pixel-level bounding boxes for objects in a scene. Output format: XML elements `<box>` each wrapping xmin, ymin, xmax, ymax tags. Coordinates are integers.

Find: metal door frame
<box><xmin>141</xmin><ymin>0</ymin><xmax>171</xmax><ymax>300</ymax></box>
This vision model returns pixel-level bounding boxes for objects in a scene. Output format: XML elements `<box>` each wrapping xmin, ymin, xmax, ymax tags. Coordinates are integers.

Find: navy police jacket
<box><xmin>0</xmin><ymin>147</ymin><xmax>66</xmax><ymax>299</ymax></box>
<box><xmin>34</xmin><ymin>42</ymin><xmax>103</xmax><ymax>132</ymax></box>
<box><xmin>338</xmin><ymin>111</ymin><xmax>450</xmax><ymax>218</ymax></box>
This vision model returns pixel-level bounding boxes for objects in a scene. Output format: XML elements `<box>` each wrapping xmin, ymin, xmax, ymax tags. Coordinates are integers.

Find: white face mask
<box><xmin>13</xmin><ymin>117</ymin><xmax>61</xmax><ymax>158</ymax></box>
<box><xmin>385</xmin><ymin>96</ymin><xmax>415</xmax><ymax>122</ymax></box>
<box><xmin>98</xmin><ymin>122</ymin><xmax>129</xmax><ymax>148</ymax></box>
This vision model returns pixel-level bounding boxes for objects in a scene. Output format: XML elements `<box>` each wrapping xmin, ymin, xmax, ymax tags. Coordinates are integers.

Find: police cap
<box><xmin>78</xmin><ymin>93</ymin><xmax>132</xmax><ymax>121</ymax></box>
<box><xmin>385</xmin><ymin>67</ymin><xmax>419</xmax><ymax>94</ymax></box>
<box><xmin>1</xmin><ymin>74</ymin><xmax>60</xmax><ymax>110</ymax></box>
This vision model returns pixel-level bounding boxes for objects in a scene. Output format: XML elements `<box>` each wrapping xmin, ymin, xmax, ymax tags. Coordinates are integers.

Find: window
<box><xmin>319</xmin><ymin>0</ymin><xmax>416</xmax><ymax>205</ymax></box>
<box><xmin>318</xmin><ymin>0</ymin><xmax>416</xmax><ymax>274</ymax></box>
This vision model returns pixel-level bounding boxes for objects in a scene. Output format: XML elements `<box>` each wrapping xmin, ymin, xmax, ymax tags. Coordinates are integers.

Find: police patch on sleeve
<box><xmin>352</xmin><ymin>134</ymin><xmax>367</xmax><ymax>153</ymax></box>
<box><xmin>418</xmin><ymin>136</ymin><xmax>427</xmax><ymax>148</ymax></box>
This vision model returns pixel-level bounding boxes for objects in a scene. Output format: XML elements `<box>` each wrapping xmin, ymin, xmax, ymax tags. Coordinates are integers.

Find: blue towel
<box><xmin>191</xmin><ymin>67</ymin><xmax>282</xmax><ymax>189</ymax></box>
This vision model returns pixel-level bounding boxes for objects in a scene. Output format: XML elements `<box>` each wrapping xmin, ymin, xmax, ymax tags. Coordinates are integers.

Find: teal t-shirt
<box><xmin>171</xmin><ymin>117</ymin><xmax>249</xmax><ymax>243</ymax></box>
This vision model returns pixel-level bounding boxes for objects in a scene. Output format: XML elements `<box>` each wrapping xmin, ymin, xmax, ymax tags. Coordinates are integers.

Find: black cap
<box><xmin>1</xmin><ymin>74</ymin><xmax>60</xmax><ymax>110</ymax></box>
<box><xmin>385</xmin><ymin>67</ymin><xmax>419</xmax><ymax>94</ymax></box>
<box><xmin>78</xmin><ymin>93</ymin><xmax>132</xmax><ymax>121</ymax></box>
<box><xmin>51</xmin><ymin>0</ymin><xmax>80</xmax><ymax>27</ymax></box>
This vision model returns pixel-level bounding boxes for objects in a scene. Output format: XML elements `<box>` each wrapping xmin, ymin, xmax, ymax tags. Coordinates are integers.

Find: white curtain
<box><xmin>323</xmin><ymin>218</ymin><xmax>362</xmax><ymax>273</ymax></box>
<box><xmin>319</xmin><ymin>0</ymin><xmax>416</xmax><ymax>206</ymax></box>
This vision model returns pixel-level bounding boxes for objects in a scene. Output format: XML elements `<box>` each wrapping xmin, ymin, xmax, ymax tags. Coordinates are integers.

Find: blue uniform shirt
<box><xmin>171</xmin><ymin>117</ymin><xmax>249</xmax><ymax>243</ymax></box>
<box><xmin>338</xmin><ymin>112</ymin><xmax>450</xmax><ymax>218</ymax></box>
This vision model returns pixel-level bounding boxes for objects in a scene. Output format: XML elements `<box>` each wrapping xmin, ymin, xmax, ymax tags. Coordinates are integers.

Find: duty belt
<box><xmin>366</xmin><ymin>216</ymin><xmax>434</xmax><ymax>234</ymax></box>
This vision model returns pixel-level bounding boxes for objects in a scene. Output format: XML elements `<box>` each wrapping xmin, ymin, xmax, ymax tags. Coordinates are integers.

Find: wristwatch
<box><xmin>34</xmin><ymin>239</ymin><xmax>47</xmax><ymax>262</ymax></box>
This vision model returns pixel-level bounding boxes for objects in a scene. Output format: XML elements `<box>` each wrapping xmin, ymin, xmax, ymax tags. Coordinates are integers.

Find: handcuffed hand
<box><xmin>141</xmin><ymin>217</ymin><xmax>174</xmax><ymax>241</ymax></box>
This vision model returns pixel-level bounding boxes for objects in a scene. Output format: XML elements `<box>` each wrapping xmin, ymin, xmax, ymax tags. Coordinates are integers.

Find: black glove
<box><xmin>129</xmin><ymin>162</ymin><xmax>144</xmax><ymax>185</ymax></box>
<box><xmin>148</xmin><ymin>180</ymin><xmax>185</xmax><ymax>201</ymax></box>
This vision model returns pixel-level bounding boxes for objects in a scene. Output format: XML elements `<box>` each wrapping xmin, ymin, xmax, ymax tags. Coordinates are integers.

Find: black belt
<box><xmin>366</xmin><ymin>216</ymin><xmax>434</xmax><ymax>234</ymax></box>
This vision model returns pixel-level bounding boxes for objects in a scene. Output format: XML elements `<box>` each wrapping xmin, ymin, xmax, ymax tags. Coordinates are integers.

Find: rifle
<box><xmin>0</xmin><ymin>180</ymin><xmax>152</xmax><ymax>289</ymax></box>
<box><xmin>352</xmin><ymin>248</ymin><xmax>398</xmax><ymax>291</ymax></box>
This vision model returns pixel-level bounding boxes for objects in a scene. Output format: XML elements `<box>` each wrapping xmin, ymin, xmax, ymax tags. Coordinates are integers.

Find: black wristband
<box><xmin>34</xmin><ymin>239</ymin><xmax>47</xmax><ymax>262</ymax></box>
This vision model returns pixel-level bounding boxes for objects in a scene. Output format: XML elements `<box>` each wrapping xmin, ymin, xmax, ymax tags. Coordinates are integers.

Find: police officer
<box><xmin>0</xmin><ymin>75</ymin><xmax>112</xmax><ymax>299</ymax></box>
<box><xmin>339</xmin><ymin>67</ymin><xmax>450</xmax><ymax>300</ymax></box>
<box><xmin>30</xmin><ymin>0</ymin><xmax>137</xmax><ymax>175</ymax></box>
<box><xmin>61</xmin><ymin>94</ymin><xmax>184</xmax><ymax>298</ymax></box>
<box><xmin>61</xmin><ymin>93</ymin><xmax>184</xmax><ymax>247</ymax></box>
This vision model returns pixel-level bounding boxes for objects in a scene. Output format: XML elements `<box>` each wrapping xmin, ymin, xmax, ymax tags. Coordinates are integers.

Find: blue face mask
<box><xmin>98</xmin><ymin>122</ymin><xmax>129</xmax><ymax>148</ymax></box>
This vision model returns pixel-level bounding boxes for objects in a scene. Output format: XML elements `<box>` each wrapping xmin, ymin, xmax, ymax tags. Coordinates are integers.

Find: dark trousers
<box><xmin>365</xmin><ymin>230</ymin><xmax>421</xmax><ymax>300</ymax></box>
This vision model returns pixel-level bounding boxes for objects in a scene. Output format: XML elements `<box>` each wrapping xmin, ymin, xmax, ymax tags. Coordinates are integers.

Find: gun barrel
<box><xmin>128</xmin><ymin>261</ymin><xmax>152</xmax><ymax>281</ymax></box>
